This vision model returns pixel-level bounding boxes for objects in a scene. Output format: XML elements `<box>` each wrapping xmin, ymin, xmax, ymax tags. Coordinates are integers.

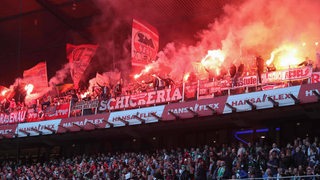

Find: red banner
<box><xmin>23</xmin><ymin>62</ymin><xmax>48</xmax><ymax>92</ymax></box>
<box><xmin>311</xmin><ymin>72</ymin><xmax>320</xmax><ymax>83</ymax></box>
<box><xmin>0</xmin><ymin>124</ymin><xmax>17</xmax><ymax>138</ymax></box>
<box><xmin>132</xmin><ymin>19</ymin><xmax>159</xmax><ymax>67</ymax></box>
<box><xmin>185</xmin><ymin>82</ymin><xmax>198</xmax><ymax>99</ymax></box>
<box><xmin>0</xmin><ymin>110</ymin><xmax>27</xmax><ymax>125</ymax></box>
<box><xmin>99</xmin><ymin>87</ymin><xmax>182</xmax><ymax>111</ymax></box>
<box><xmin>298</xmin><ymin>83</ymin><xmax>320</xmax><ymax>103</ymax></box>
<box><xmin>27</xmin><ymin>103</ymin><xmax>70</xmax><ymax>122</ymax></box>
<box><xmin>67</xmin><ymin>44</ymin><xmax>98</xmax><ymax>89</ymax></box>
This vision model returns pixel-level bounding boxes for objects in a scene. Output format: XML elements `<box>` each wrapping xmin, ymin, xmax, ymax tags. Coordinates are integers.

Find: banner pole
<box><xmin>182</xmin><ymin>81</ymin><xmax>185</xmax><ymax>102</ymax></box>
<box><xmin>197</xmin><ymin>80</ymin><xmax>200</xmax><ymax>100</ymax></box>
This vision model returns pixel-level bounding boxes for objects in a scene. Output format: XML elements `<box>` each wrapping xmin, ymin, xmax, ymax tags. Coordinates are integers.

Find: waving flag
<box><xmin>132</xmin><ymin>19</ymin><xmax>159</xmax><ymax>67</ymax></box>
<box><xmin>23</xmin><ymin>62</ymin><xmax>48</xmax><ymax>93</ymax></box>
<box><xmin>67</xmin><ymin>44</ymin><xmax>98</xmax><ymax>89</ymax></box>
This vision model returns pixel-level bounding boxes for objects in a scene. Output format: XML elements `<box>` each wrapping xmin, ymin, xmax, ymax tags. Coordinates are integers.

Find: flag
<box><xmin>56</xmin><ymin>83</ymin><xmax>74</xmax><ymax>94</ymax></box>
<box><xmin>95</xmin><ymin>72</ymin><xmax>109</xmax><ymax>86</ymax></box>
<box><xmin>67</xmin><ymin>43</ymin><xmax>98</xmax><ymax>89</ymax></box>
<box><xmin>23</xmin><ymin>62</ymin><xmax>48</xmax><ymax>93</ymax></box>
<box><xmin>96</xmin><ymin>71</ymin><xmax>121</xmax><ymax>86</ymax></box>
<box><xmin>131</xmin><ymin>19</ymin><xmax>159</xmax><ymax>67</ymax></box>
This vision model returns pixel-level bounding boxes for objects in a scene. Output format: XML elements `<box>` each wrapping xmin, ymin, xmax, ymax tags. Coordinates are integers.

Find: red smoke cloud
<box><xmin>126</xmin><ymin>0</ymin><xmax>320</xmax><ymax>81</ymax></box>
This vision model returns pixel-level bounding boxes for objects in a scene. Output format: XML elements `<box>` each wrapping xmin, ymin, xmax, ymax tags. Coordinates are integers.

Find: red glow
<box><xmin>24</xmin><ymin>84</ymin><xmax>34</xmax><ymax>95</ymax></box>
<box><xmin>266</xmin><ymin>44</ymin><xmax>304</xmax><ymax>70</ymax></box>
<box><xmin>201</xmin><ymin>50</ymin><xmax>225</xmax><ymax>76</ymax></box>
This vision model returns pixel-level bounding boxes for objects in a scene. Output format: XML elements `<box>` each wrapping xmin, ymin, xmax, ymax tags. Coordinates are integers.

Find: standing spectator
<box><xmin>195</xmin><ymin>159</ymin><xmax>206</xmax><ymax>180</ymax></box>
<box><xmin>180</xmin><ymin>165</ymin><xmax>190</xmax><ymax>180</ymax></box>
<box><xmin>237</xmin><ymin>143</ymin><xmax>246</xmax><ymax>157</ymax></box>
<box><xmin>293</xmin><ymin>146</ymin><xmax>307</xmax><ymax>168</ymax></box>
<box><xmin>267</xmin><ymin>151</ymin><xmax>279</xmax><ymax>176</ymax></box>
<box><xmin>308</xmin><ymin>145</ymin><xmax>319</xmax><ymax>167</ymax></box>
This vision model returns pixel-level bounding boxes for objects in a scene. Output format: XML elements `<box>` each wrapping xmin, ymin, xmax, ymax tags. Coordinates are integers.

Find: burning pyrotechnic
<box><xmin>80</xmin><ymin>91</ymin><xmax>90</xmax><ymax>99</ymax></box>
<box><xmin>183</xmin><ymin>73</ymin><xmax>190</xmax><ymax>82</ymax></box>
<box><xmin>1</xmin><ymin>89</ymin><xmax>8</xmax><ymax>96</ymax></box>
<box><xmin>201</xmin><ymin>50</ymin><xmax>225</xmax><ymax>76</ymax></box>
<box><xmin>134</xmin><ymin>65</ymin><xmax>153</xmax><ymax>79</ymax></box>
<box><xmin>24</xmin><ymin>84</ymin><xmax>34</xmax><ymax>95</ymax></box>
<box><xmin>266</xmin><ymin>45</ymin><xmax>303</xmax><ymax>70</ymax></box>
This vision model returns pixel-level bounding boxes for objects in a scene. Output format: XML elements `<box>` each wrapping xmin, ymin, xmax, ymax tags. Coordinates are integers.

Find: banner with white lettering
<box><xmin>108</xmin><ymin>106</ymin><xmax>164</xmax><ymax>127</ymax></box>
<box><xmin>57</xmin><ymin>114</ymin><xmax>109</xmax><ymax>133</ymax></box>
<box><xmin>67</xmin><ymin>43</ymin><xmax>98</xmax><ymax>89</ymax></box>
<box><xmin>0</xmin><ymin>124</ymin><xmax>17</xmax><ymax>138</ymax></box>
<box><xmin>15</xmin><ymin>119</ymin><xmax>61</xmax><ymax>137</ymax></box>
<box><xmin>132</xmin><ymin>19</ymin><xmax>159</xmax><ymax>67</ymax></box>
<box><xmin>298</xmin><ymin>83</ymin><xmax>320</xmax><ymax>103</ymax></box>
<box><xmin>27</xmin><ymin>103</ymin><xmax>70</xmax><ymax>122</ymax></box>
<box><xmin>185</xmin><ymin>82</ymin><xmax>198</xmax><ymax>99</ymax></box>
<box><xmin>0</xmin><ymin>110</ymin><xmax>27</xmax><ymax>125</ymax></box>
<box><xmin>223</xmin><ymin>86</ymin><xmax>301</xmax><ymax>113</ymax></box>
<box><xmin>311</xmin><ymin>72</ymin><xmax>320</xmax><ymax>84</ymax></box>
<box><xmin>98</xmin><ymin>87</ymin><xmax>182</xmax><ymax>111</ymax></box>
<box><xmin>263</xmin><ymin>66</ymin><xmax>312</xmax><ymax>83</ymax></box>
<box><xmin>162</xmin><ymin>96</ymin><xmax>228</xmax><ymax>121</ymax></box>
<box><xmin>72</xmin><ymin>100</ymin><xmax>99</xmax><ymax>111</ymax></box>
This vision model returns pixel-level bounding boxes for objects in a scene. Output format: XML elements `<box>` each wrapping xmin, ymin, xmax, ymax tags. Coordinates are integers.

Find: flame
<box><xmin>201</xmin><ymin>50</ymin><xmax>225</xmax><ymax>76</ymax></box>
<box><xmin>183</xmin><ymin>73</ymin><xmax>190</xmax><ymax>82</ymax></box>
<box><xmin>1</xmin><ymin>89</ymin><xmax>8</xmax><ymax>96</ymax></box>
<box><xmin>24</xmin><ymin>84</ymin><xmax>34</xmax><ymax>95</ymax></box>
<box><xmin>266</xmin><ymin>45</ymin><xmax>303</xmax><ymax>69</ymax></box>
<box><xmin>134</xmin><ymin>65</ymin><xmax>153</xmax><ymax>79</ymax></box>
<box><xmin>80</xmin><ymin>91</ymin><xmax>90</xmax><ymax>99</ymax></box>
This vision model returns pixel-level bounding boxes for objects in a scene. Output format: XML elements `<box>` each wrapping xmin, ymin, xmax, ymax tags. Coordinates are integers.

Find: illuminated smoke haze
<box><xmin>6</xmin><ymin>0</ymin><xmax>320</xmax><ymax>103</ymax></box>
<box><xmin>94</xmin><ymin>0</ymin><xmax>320</xmax><ymax>81</ymax></box>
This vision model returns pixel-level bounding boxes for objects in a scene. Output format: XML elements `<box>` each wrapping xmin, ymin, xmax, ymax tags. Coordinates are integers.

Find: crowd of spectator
<box><xmin>0</xmin><ymin>136</ymin><xmax>319</xmax><ymax>179</ymax></box>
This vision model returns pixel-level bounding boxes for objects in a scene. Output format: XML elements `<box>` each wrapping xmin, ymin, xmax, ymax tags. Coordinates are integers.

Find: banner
<box><xmin>185</xmin><ymin>82</ymin><xmax>198</xmax><ymax>99</ymax></box>
<box><xmin>298</xmin><ymin>83</ymin><xmax>320</xmax><ymax>103</ymax></box>
<box><xmin>0</xmin><ymin>110</ymin><xmax>27</xmax><ymax>125</ymax></box>
<box><xmin>15</xmin><ymin>119</ymin><xmax>61</xmax><ymax>137</ymax></box>
<box><xmin>57</xmin><ymin>114</ymin><xmax>109</xmax><ymax>133</ymax></box>
<box><xmin>27</xmin><ymin>103</ymin><xmax>70</xmax><ymax>122</ymax></box>
<box><xmin>132</xmin><ymin>19</ymin><xmax>159</xmax><ymax>67</ymax></box>
<box><xmin>0</xmin><ymin>124</ymin><xmax>17</xmax><ymax>138</ymax></box>
<box><xmin>72</xmin><ymin>99</ymin><xmax>99</xmax><ymax>110</ymax></box>
<box><xmin>108</xmin><ymin>106</ymin><xmax>164</xmax><ymax>127</ymax></box>
<box><xmin>99</xmin><ymin>87</ymin><xmax>182</xmax><ymax>111</ymax></box>
<box><xmin>161</xmin><ymin>96</ymin><xmax>228</xmax><ymax>121</ymax></box>
<box><xmin>23</xmin><ymin>62</ymin><xmax>48</xmax><ymax>92</ymax></box>
<box><xmin>67</xmin><ymin>44</ymin><xmax>98</xmax><ymax>89</ymax></box>
<box><xmin>223</xmin><ymin>86</ymin><xmax>301</xmax><ymax>113</ymax></box>
<box><xmin>263</xmin><ymin>66</ymin><xmax>312</xmax><ymax>83</ymax></box>
<box><xmin>311</xmin><ymin>72</ymin><xmax>320</xmax><ymax>83</ymax></box>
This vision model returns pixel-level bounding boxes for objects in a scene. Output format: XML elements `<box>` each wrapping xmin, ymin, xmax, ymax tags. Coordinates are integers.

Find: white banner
<box><xmin>107</xmin><ymin>106</ymin><xmax>165</xmax><ymax>127</ymax></box>
<box><xmin>223</xmin><ymin>86</ymin><xmax>301</xmax><ymax>113</ymax></box>
<box><xmin>15</xmin><ymin>119</ymin><xmax>61</xmax><ymax>137</ymax></box>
